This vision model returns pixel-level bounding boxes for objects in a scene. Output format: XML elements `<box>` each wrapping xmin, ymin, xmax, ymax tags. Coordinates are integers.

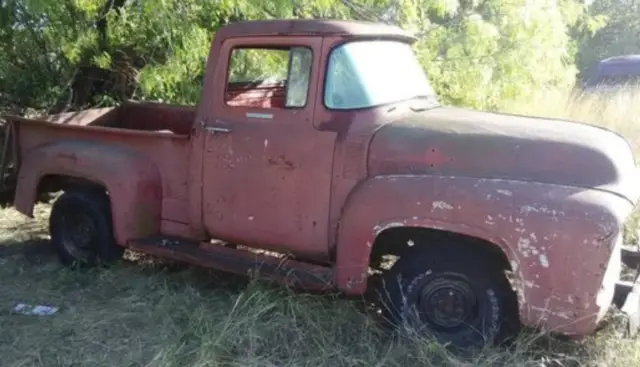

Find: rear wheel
<box><xmin>49</xmin><ymin>188</ymin><xmax>123</xmax><ymax>267</ymax></box>
<box><xmin>377</xmin><ymin>238</ymin><xmax>519</xmax><ymax>350</ymax></box>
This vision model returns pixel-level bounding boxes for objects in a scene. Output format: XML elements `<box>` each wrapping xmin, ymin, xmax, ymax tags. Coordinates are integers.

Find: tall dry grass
<box><xmin>503</xmin><ymin>87</ymin><xmax>640</xmax><ymax>154</ymax></box>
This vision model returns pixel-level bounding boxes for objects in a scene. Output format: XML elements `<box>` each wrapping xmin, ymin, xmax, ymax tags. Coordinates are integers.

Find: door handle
<box><xmin>204</xmin><ymin>125</ymin><xmax>232</xmax><ymax>134</ymax></box>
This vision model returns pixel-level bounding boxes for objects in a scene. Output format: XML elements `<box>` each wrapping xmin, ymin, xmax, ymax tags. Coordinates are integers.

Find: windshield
<box><xmin>324</xmin><ymin>40</ymin><xmax>437</xmax><ymax>110</ymax></box>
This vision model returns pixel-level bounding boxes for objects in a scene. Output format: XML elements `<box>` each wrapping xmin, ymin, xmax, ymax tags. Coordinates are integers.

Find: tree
<box><xmin>0</xmin><ymin>0</ymin><xmax>602</xmax><ymax>113</ymax></box>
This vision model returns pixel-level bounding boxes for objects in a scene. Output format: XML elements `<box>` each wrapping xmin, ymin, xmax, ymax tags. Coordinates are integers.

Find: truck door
<box><xmin>201</xmin><ymin>37</ymin><xmax>335</xmax><ymax>260</ymax></box>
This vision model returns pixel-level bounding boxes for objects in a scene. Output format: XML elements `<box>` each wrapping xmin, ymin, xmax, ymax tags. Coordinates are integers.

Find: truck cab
<box><xmin>3</xmin><ymin>19</ymin><xmax>640</xmax><ymax>351</ymax></box>
<box><xmin>187</xmin><ymin>21</ymin><xmax>436</xmax><ymax>261</ymax></box>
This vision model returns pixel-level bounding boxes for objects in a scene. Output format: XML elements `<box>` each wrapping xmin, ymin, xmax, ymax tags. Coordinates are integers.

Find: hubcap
<box><xmin>417</xmin><ymin>275</ymin><xmax>478</xmax><ymax>330</ymax></box>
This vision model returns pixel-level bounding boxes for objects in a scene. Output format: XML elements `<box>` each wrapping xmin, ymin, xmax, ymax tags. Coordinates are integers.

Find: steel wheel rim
<box><xmin>60</xmin><ymin>211</ymin><xmax>96</xmax><ymax>261</ymax></box>
<box><xmin>416</xmin><ymin>274</ymin><xmax>479</xmax><ymax>331</ymax></box>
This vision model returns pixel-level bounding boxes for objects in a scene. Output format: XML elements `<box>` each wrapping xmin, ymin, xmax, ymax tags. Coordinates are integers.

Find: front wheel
<box><xmin>49</xmin><ymin>188</ymin><xmax>124</xmax><ymax>267</ymax></box>
<box><xmin>377</xmin><ymin>239</ymin><xmax>519</xmax><ymax>350</ymax></box>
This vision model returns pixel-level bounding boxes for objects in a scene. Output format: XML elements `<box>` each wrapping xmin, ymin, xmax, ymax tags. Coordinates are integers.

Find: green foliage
<box><xmin>0</xmin><ymin>0</ymin><xmax>613</xmax><ymax>113</ymax></box>
<box><xmin>228</xmin><ymin>48</ymin><xmax>289</xmax><ymax>84</ymax></box>
<box><xmin>403</xmin><ymin>0</ymin><xmax>596</xmax><ymax>109</ymax></box>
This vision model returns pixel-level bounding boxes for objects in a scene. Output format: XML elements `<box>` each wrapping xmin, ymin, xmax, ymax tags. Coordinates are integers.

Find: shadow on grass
<box><xmin>0</xmin><ymin>238</ymin><xmax>53</xmax><ymax>264</ymax></box>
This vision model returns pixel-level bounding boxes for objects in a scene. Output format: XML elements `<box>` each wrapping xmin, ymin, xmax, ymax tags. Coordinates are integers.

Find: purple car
<box><xmin>583</xmin><ymin>54</ymin><xmax>640</xmax><ymax>92</ymax></box>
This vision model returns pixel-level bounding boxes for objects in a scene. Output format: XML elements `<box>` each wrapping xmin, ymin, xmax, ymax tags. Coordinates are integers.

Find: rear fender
<box><xmin>14</xmin><ymin>140</ymin><xmax>162</xmax><ymax>245</ymax></box>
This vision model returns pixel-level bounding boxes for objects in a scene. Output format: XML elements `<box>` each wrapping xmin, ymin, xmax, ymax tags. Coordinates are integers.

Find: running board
<box><xmin>128</xmin><ymin>236</ymin><xmax>335</xmax><ymax>291</ymax></box>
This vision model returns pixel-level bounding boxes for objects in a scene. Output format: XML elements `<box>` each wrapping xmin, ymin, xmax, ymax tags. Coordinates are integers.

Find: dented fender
<box><xmin>334</xmin><ymin>174</ymin><xmax>633</xmax><ymax>335</ymax></box>
<box><xmin>14</xmin><ymin>139</ymin><xmax>162</xmax><ymax>245</ymax></box>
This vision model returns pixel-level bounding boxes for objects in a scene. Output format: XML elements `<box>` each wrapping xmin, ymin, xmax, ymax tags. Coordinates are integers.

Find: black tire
<box><xmin>377</xmin><ymin>238</ymin><xmax>519</xmax><ymax>350</ymax></box>
<box><xmin>49</xmin><ymin>188</ymin><xmax>124</xmax><ymax>267</ymax></box>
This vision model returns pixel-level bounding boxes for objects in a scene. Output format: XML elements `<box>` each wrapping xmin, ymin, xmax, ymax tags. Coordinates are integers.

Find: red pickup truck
<box><xmin>2</xmin><ymin>19</ymin><xmax>640</xmax><ymax>349</ymax></box>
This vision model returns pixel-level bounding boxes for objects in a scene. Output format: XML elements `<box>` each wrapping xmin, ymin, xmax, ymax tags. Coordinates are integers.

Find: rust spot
<box><xmin>267</xmin><ymin>154</ymin><xmax>296</xmax><ymax>170</ymax></box>
<box><xmin>423</xmin><ymin>147</ymin><xmax>451</xmax><ymax>167</ymax></box>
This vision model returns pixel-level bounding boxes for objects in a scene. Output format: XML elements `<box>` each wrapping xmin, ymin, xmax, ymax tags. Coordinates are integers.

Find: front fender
<box><xmin>15</xmin><ymin>139</ymin><xmax>162</xmax><ymax>245</ymax></box>
<box><xmin>335</xmin><ymin>175</ymin><xmax>515</xmax><ymax>294</ymax></box>
<box><xmin>335</xmin><ymin>174</ymin><xmax>630</xmax><ymax>335</ymax></box>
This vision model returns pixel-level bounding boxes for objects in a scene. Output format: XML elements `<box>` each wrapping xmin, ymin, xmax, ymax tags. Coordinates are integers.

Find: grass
<box><xmin>2</xmin><ymin>87</ymin><xmax>640</xmax><ymax>366</ymax></box>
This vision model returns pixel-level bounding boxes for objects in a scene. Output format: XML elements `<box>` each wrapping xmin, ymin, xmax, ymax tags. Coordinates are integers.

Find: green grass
<box><xmin>2</xmin><ymin>88</ymin><xmax>640</xmax><ymax>366</ymax></box>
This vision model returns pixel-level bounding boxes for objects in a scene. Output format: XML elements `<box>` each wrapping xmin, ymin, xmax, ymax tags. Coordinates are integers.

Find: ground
<box><xmin>2</xmin><ymin>89</ymin><xmax>640</xmax><ymax>366</ymax></box>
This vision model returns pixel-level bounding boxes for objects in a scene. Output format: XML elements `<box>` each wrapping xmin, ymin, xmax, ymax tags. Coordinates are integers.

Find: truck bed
<box><xmin>0</xmin><ymin>101</ymin><xmax>194</xmax><ymax>236</ymax></box>
<box><xmin>36</xmin><ymin>101</ymin><xmax>196</xmax><ymax>135</ymax></box>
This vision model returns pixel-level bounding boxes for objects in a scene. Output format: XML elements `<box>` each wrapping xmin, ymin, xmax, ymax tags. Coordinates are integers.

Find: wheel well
<box><xmin>36</xmin><ymin>174</ymin><xmax>107</xmax><ymax>202</ymax></box>
<box><xmin>369</xmin><ymin>227</ymin><xmax>512</xmax><ymax>272</ymax></box>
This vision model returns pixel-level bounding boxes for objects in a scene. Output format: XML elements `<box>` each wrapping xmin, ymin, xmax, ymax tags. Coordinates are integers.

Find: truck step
<box><xmin>127</xmin><ymin>236</ymin><xmax>335</xmax><ymax>291</ymax></box>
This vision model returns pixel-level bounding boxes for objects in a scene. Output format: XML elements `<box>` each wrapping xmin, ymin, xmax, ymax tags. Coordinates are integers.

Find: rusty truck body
<box><xmin>2</xmin><ymin>19</ymin><xmax>640</xmax><ymax>349</ymax></box>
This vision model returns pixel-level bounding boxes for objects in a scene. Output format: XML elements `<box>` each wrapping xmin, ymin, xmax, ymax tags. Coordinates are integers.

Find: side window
<box><xmin>225</xmin><ymin>46</ymin><xmax>312</xmax><ymax>109</ymax></box>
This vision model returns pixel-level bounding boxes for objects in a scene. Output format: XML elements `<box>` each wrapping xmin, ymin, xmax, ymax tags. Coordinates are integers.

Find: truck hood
<box><xmin>368</xmin><ymin>106</ymin><xmax>640</xmax><ymax>204</ymax></box>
